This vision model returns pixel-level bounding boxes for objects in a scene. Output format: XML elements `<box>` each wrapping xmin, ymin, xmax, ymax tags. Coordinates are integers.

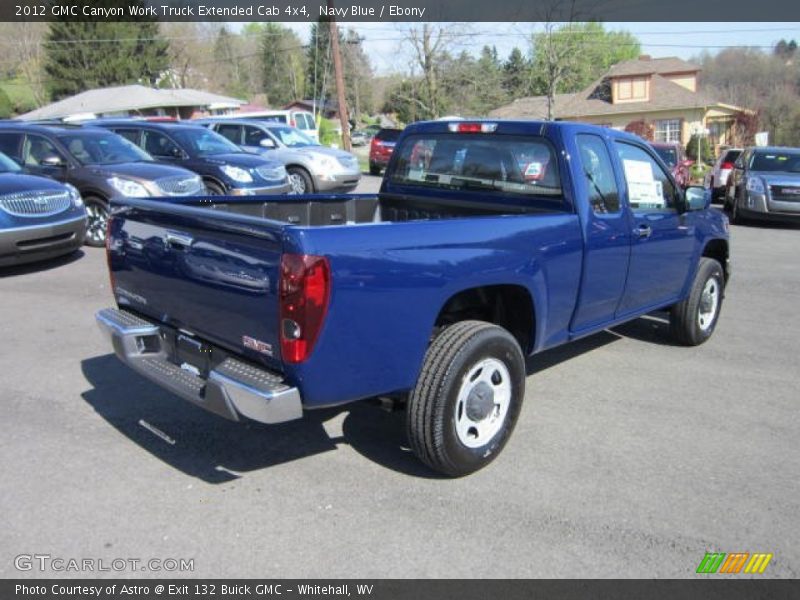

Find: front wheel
<box><xmin>287</xmin><ymin>167</ymin><xmax>314</xmax><ymax>194</ymax></box>
<box><xmin>670</xmin><ymin>257</ymin><xmax>725</xmax><ymax>346</ymax></box>
<box><xmin>83</xmin><ymin>196</ymin><xmax>109</xmax><ymax>247</ymax></box>
<box><xmin>406</xmin><ymin>320</ymin><xmax>526</xmax><ymax>477</ymax></box>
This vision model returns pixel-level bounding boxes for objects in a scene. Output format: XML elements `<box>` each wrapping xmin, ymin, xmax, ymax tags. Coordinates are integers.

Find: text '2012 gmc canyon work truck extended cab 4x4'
<box><xmin>96</xmin><ymin>121</ymin><xmax>730</xmax><ymax>476</ymax></box>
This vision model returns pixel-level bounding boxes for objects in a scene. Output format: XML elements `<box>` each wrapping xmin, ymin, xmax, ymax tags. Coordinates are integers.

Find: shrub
<box><xmin>686</xmin><ymin>134</ymin><xmax>714</xmax><ymax>163</ymax></box>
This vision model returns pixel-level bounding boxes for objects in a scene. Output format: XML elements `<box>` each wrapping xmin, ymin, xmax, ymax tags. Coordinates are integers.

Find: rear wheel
<box><xmin>670</xmin><ymin>257</ymin><xmax>725</xmax><ymax>346</ymax></box>
<box><xmin>406</xmin><ymin>320</ymin><xmax>525</xmax><ymax>477</ymax></box>
<box><xmin>369</xmin><ymin>163</ymin><xmax>381</xmax><ymax>176</ymax></box>
<box><xmin>83</xmin><ymin>196</ymin><xmax>109</xmax><ymax>247</ymax></box>
<box><xmin>287</xmin><ymin>167</ymin><xmax>314</xmax><ymax>194</ymax></box>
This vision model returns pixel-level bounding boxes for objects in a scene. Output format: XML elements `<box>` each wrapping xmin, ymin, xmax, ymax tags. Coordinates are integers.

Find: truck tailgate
<box><xmin>108</xmin><ymin>199</ymin><xmax>285</xmax><ymax>370</ymax></box>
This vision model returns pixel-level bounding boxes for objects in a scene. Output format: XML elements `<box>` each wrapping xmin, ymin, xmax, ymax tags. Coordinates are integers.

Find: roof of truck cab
<box><xmin>404</xmin><ymin>119</ymin><xmax>645</xmax><ymax>143</ymax></box>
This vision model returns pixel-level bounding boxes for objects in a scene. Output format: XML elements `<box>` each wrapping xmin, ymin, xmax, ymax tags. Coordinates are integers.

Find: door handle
<box><xmin>635</xmin><ymin>224</ymin><xmax>652</xmax><ymax>239</ymax></box>
<box><xmin>165</xmin><ymin>231</ymin><xmax>194</xmax><ymax>249</ymax></box>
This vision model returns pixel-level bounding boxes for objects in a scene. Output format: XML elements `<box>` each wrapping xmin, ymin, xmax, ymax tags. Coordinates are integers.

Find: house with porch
<box><xmin>490</xmin><ymin>56</ymin><xmax>748</xmax><ymax>153</ymax></box>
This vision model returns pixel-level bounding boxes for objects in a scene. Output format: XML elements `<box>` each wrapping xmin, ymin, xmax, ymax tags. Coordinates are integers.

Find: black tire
<box><xmin>669</xmin><ymin>257</ymin><xmax>725</xmax><ymax>346</ymax></box>
<box><xmin>204</xmin><ymin>180</ymin><xmax>226</xmax><ymax>196</ymax></box>
<box><xmin>83</xmin><ymin>195</ymin><xmax>109</xmax><ymax>247</ymax></box>
<box><xmin>729</xmin><ymin>193</ymin><xmax>746</xmax><ymax>225</ymax></box>
<box><xmin>406</xmin><ymin>320</ymin><xmax>526</xmax><ymax>477</ymax></box>
<box><xmin>369</xmin><ymin>164</ymin><xmax>381</xmax><ymax>176</ymax></box>
<box><xmin>287</xmin><ymin>167</ymin><xmax>314</xmax><ymax>194</ymax></box>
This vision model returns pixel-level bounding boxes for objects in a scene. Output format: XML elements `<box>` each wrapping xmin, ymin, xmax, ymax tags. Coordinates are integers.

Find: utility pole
<box><xmin>327</xmin><ymin>0</ymin><xmax>351</xmax><ymax>151</ymax></box>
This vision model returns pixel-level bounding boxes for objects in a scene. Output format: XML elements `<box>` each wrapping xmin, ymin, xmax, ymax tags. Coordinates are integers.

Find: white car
<box><xmin>705</xmin><ymin>148</ymin><xmax>743</xmax><ymax>201</ymax></box>
<box><xmin>226</xmin><ymin>110</ymin><xmax>319</xmax><ymax>143</ymax></box>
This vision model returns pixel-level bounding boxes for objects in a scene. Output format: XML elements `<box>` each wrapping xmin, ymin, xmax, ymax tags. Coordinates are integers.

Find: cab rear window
<box><xmin>387</xmin><ymin>134</ymin><xmax>562</xmax><ymax>199</ymax></box>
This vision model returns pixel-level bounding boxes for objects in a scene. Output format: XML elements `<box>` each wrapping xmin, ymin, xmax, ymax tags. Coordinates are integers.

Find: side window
<box><xmin>0</xmin><ymin>132</ymin><xmax>24</xmax><ymax>161</ymax></box>
<box><xmin>243</xmin><ymin>126</ymin><xmax>267</xmax><ymax>146</ymax></box>
<box><xmin>216</xmin><ymin>124</ymin><xmax>242</xmax><ymax>144</ymax></box>
<box><xmin>303</xmin><ymin>113</ymin><xmax>316</xmax><ymax>130</ymax></box>
<box><xmin>114</xmin><ymin>129</ymin><xmax>140</xmax><ymax>144</ymax></box>
<box><xmin>576</xmin><ymin>134</ymin><xmax>620</xmax><ymax>214</ymax></box>
<box><xmin>615</xmin><ymin>142</ymin><xmax>677</xmax><ymax>212</ymax></box>
<box><xmin>22</xmin><ymin>135</ymin><xmax>64</xmax><ymax>166</ymax></box>
<box><xmin>142</xmin><ymin>131</ymin><xmax>180</xmax><ymax>158</ymax></box>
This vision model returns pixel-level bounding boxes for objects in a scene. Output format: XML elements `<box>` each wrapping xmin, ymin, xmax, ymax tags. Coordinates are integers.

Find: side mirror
<box><xmin>41</xmin><ymin>155</ymin><xmax>65</xmax><ymax>168</ymax></box>
<box><xmin>259</xmin><ymin>138</ymin><xmax>276</xmax><ymax>149</ymax></box>
<box><xmin>685</xmin><ymin>186</ymin><xmax>709</xmax><ymax>211</ymax></box>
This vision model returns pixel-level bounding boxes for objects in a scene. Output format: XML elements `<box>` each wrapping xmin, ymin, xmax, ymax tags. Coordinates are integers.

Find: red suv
<box><xmin>369</xmin><ymin>128</ymin><xmax>402</xmax><ymax>175</ymax></box>
<box><xmin>650</xmin><ymin>142</ymin><xmax>693</xmax><ymax>188</ymax></box>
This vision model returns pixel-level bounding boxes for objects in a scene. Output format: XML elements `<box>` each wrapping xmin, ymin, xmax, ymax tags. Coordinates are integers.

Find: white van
<box><xmin>230</xmin><ymin>110</ymin><xmax>319</xmax><ymax>143</ymax></box>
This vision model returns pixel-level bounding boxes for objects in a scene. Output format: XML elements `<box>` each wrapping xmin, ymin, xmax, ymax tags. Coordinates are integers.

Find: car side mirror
<box><xmin>41</xmin><ymin>155</ymin><xmax>65</xmax><ymax>168</ymax></box>
<box><xmin>259</xmin><ymin>138</ymin><xmax>276</xmax><ymax>149</ymax></box>
<box><xmin>684</xmin><ymin>186</ymin><xmax>709</xmax><ymax>211</ymax></box>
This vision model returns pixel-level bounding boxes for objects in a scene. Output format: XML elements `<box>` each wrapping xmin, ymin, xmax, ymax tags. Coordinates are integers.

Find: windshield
<box><xmin>653</xmin><ymin>146</ymin><xmax>678</xmax><ymax>168</ymax></box>
<box><xmin>750</xmin><ymin>150</ymin><xmax>800</xmax><ymax>172</ymax></box>
<box><xmin>268</xmin><ymin>126</ymin><xmax>317</xmax><ymax>148</ymax></box>
<box><xmin>171</xmin><ymin>128</ymin><xmax>241</xmax><ymax>157</ymax></box>
<box><xmin>0</xmin><ymin>152</ymin><xmax>21</xmax><ymax>173</ymax></box>
<box><xmin>58</xmin><ymin>132</ymin><xmax>152</xmax><ymax>166</ymax></box>
<box><xmin>388</xmin><ymin>133</ymin><xmax>562</xmax><ymax>200</ymax></box>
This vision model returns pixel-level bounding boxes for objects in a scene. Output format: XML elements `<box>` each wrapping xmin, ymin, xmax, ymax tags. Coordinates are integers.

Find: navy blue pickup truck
<box><xmin>96</xmin><ymin>121</ymin><xmax>730</xmax><ymax>476</ymax></box>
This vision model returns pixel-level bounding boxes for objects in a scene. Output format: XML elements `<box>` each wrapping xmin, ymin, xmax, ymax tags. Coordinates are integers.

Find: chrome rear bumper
<box><xmin>95</xmin><ymin>308</ymin><xmax>302</xmax><ymax>424</ymax></box>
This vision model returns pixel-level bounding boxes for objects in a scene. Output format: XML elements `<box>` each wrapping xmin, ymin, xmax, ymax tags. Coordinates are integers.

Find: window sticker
<box><xmin>623</xmin><ymin>158</ymin><xmax>664</xmax><ymax>208</ymax></box>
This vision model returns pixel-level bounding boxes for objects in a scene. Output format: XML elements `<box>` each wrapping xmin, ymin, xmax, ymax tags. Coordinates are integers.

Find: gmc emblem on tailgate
<box><xmin>242</xmin><ymin>335</ymin><xmax>273</xmax><ymax>356</ymax></box>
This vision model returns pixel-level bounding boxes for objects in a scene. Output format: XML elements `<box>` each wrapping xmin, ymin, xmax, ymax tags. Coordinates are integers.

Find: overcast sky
<box><xmin>270</xmin><ymin>21</ymin><xmax>800</xmax><ymax>75</ymax></box>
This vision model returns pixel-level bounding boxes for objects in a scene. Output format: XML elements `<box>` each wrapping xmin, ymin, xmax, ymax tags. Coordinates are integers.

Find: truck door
<box><xmin>613</xmin><ymin>141</ymin><xmax>696</xmax><ymax>315</ymax></box>
<box><xmin>570</xmin><ymin>132</ymin><xmax>632</xmax><ymax>332</ymax></box>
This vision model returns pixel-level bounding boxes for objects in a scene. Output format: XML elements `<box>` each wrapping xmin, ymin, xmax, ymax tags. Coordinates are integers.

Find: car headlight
<box><xmin>309</xmin><ymin>153</ymin><xmax>338</xmax><ymax>172</ymax></box>
<box><xmin>107</xmin><ymin>177</ymin><xmax>150</xmax><ymax>197</ymax></box>
<box><xmin>65</xmin><ymin>183</ymin><xmax>83</xmax><ymax>207</ymax></box>
<box><xmin>746</xmin><ymin>176</ymin><xmax>765</xmax><ymax>194</ymax></box>
<box><xmin>221</xmin><ymin>165</ymin><xmax>253</xmax><ymax>183</ymax></box>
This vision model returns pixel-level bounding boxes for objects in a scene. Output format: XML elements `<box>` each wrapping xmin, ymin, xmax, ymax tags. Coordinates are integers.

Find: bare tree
<box><xmin>0</xmin><ymin>22</ymin><xmax>48</xmax><ymax>107</ymax></box>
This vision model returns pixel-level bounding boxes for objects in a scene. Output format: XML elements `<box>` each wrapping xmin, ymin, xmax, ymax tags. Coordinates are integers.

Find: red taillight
<box><xmin>448</xmin><ymin>122</ymin><xmax>498</xmax><ymax>133</ymax></box>
<box><xmin>279</xmin><ymin>254</ymin><xmax>330</xmax><ymax>363</ymax></box>
<box><xmin>290</xmin><ymin>118</ymin><xmax>296</xmax><ymax>127</ymax></box>
<box><xmin>105</xmin><ymin>215</ymin><xmax>115</xmax><ymax>293</ymax></box>
<box><xmin>721</xmin><ymin>161</ymin><xmax>734</xmax><ymax>170</ymax></box>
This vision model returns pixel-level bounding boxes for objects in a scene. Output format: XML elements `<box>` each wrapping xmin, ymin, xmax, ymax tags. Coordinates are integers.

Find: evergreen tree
<box><xmin>503</xmin><ymin>47</ymin><xmax>531</xmax><ymax>99</ymax></box>
<box><xmin>261</xmin><ymin>23</ymin><xmax>306</xmax><ymax>106</ymax></box>
<box><xmin>44</xmin><ymin>4</ymin><xmax>169</xmax><ymax>100</ymax></box>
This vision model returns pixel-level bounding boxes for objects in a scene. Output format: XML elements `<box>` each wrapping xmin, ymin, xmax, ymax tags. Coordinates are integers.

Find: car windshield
<box><xmin>750</xmin><ymin>150</ymin><xmax>800</xmax><ymax>172</ymax></box>
<box><xmin>0</xmin><ymin>151</ymin><xmax>21</xmax><ymax>173</ymax></box>
<box><xmin>58</xmin><ymin>132</ymin><xmax>153</xmax><ymax>166</ymax></box>
<box><xmin>268</xmin><ymin>126</ymin><xmax>318</xmax><ymax>148</ymax></box>
<box><xmin>389</xmin><ymin>133</ymin><xmax>562</xmax><ymax>200</ymax></box>
<box><xmin>170</xmin><ymin>128</ymin><xmax>241</xmax><ymax>156</ymax></box>
<box><xmin>653</xmin><ymin>146</ymin><xmax>678</xmax><ymax>168</ymax></box>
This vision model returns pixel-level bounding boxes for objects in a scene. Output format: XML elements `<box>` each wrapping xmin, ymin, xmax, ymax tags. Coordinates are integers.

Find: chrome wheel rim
<box><xmin>288</xmin><ymin>173</ymin><xmax>306</xmax><ymax>194</ymax></box>
<box><xmin>85</xmin><ymin>202</ymin><xmax>108</xmax><ymax>244</ymax></box>
<box><xmin>698</xmin><ymin>277</ymin><xmax>720</xmax><ymax>332</ymax></box>
<box><xmin>454</xmin><ymin>358</ymin><xmax>511</xmax><ymax>448</ymax></box>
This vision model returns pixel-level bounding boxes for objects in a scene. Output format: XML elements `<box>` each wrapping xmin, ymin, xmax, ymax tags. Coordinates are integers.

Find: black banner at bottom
<box><xmin>3</xmin><ymin>580</ymin><xmax>800</xmax><ymax>600</ymax></box>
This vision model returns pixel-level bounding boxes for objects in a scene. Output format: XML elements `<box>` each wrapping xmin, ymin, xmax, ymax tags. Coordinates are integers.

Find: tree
<box><xmin>44</xmin><ymin>7</ymin><xmax>169</xmax><ymax>100</ymax></box>
<box><xmin>306</xmin><ymin>19</ymin><xmax>335</xmax><ymax>107</ymax></box>
<box><xmin>686</xmin><ymin>134</ymin><xmax>714</xmax><ymax>163</ymax></box>
<box><xmin>0</xmin><ymin>88</ymin><xmax>13</xmax><ymax>118</ymax></box>
<box><xmin>212</xmin><ymin>27</ymin><xmax>250</xmax><ymax>97</ymax></box>
<box><xmin>774</xmin><ymin>39</ymin><xmax>798</xmax><ymax>61</ymax></box>
<box><xmin>0</xmin><ymin>22</ymin><xmax>48</xmax><ymax>106</ymax></box>
<box><xmin>503</xmin><ymin>47</ymin><xmax>531</xmax><ymax>99</ymax></box>
<box><xmin>625</xmin><ymin>119</ymin><xmax>654</xmax><ymax>141</ymax></box>
<box><xmin>341</xmin><ymin>28</ymin><xmax>374</xmax><ymax>122</ymax></box>
<box><xmin>531</xmin><ymin>21</ymin><xmax>640</xmax><ymax>119</ymax></box>
<box><xmin>404</xmin><ymin>24</ymin><xmax>457</xmax><ymax>119</ymax></box>
<box><xmin>260</xmin><ymin>23</ymin><xmax>306</xmax><ymax>107</ymax></box>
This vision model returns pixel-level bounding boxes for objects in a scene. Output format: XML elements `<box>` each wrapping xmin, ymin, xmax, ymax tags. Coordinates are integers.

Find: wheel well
<box><xmin>703</xmin><ymin>239</ymin><xmax>729</xmax><ymax>282</ymax></box>
<box><xmin>202</xmin><ymin>176</ymin><xmax>226</xmax><ymax>192</ymax></box>
<box><xmin>435</xmin><ymin>285</ymin><xmax>535</xmax><ymax>353</ymax></box>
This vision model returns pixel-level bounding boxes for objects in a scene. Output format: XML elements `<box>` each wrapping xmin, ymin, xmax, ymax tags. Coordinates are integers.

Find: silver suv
<box><xmin>199</xmin><ymin>119</ymin><xmax>361</xmax><ymax>194</ymax></box>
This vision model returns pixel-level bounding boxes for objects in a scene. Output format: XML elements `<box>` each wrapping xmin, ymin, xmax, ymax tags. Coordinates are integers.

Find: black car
<box><xmin>91</xmin><ymin>120</ymin><xmax>291</xmax><ymax>196</ymax></box>
<box><xmin>0</xmin><ymin>123</ymin><xmax>205</xmax><ymax>246</ymax></box>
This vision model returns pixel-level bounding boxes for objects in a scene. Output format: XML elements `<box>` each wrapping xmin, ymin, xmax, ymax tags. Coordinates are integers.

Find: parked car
<box><xmin>650</xmin><ymin>142</ymin><xmax>693</xmax><ymax>188</ymax></box>
<box><xmin>704</xmin><ymin>147</ymin><xmax>743</xmax><ymax>201</ymax></box>
<box><xmin>350</xmin><ymin>130</ymin><xmax>370</xmax><ymax>146</ymax></box>
<box><xmin>198</xmin><ymin>119</ymin><xmax>361</xmax><ymax>194</ymax></box>
<box><xmin>91</xmin><ymin>120</ymin><xmax>291</xmax><ymax>197</ymax></box>
<box><xmin>0</xmin><ymin>151</ymin><xmax>86</xmax><ymax>266</ymax></box>
<box><xmin>0</xmin><ymin>123</ymin><xmax>205</xmax><ymax>246</ymax></box>
<box><xmin>369</xmin><ymin>128</ymin><xmax>402</xmax><ymax>175</ymax></box>
<box><xmin>724</xmin><ymin>146</ymin><xmax>800</xmax><ymax>224</ymax></box>
<box><xmin>227</xmin><ymin>110</ymin><xmax>319</xmax><ymax>143</ymax></box>
<box><xmin>96</xmin><ymin>120</ymin><xmax>729</xmax><ymax>476</ymax></box>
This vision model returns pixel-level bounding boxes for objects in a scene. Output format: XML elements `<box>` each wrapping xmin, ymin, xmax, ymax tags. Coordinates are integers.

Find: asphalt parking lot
<box><xmin>1</xmin><ymin>199</ymin><xmax>798</xmax><ymax>579</ymax></box>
